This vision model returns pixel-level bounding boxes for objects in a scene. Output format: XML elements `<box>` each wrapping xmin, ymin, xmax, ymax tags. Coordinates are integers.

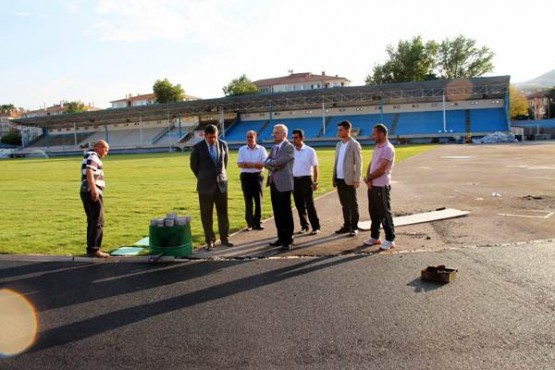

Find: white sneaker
<box><xmin>363</xmin><ymin>237</ymin><xmax>382</xmax><ymax>246</ymax></box>
<box><xmin>380</xmin><ymin>240</ymin><xmax>396</xmax><ymax>250</ymax></box>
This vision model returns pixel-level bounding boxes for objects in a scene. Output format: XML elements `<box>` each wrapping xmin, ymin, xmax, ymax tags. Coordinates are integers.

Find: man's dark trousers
<box><xmin>335</xmin><ymin>178</ymin><xmax>359</xmax><ymax>231</ymax></box>
<box><xmin>293</xmin><ymin>176</ymin><xmax>320</xmax><ymax>231</ymax></box>
<box><xmin>270</xmin><ymin>183</ymin><xmax>294</xmax><ymax>245</ymax></box>
<box><xmin>368</xmin><ymin>185</ymin><xmax>395</xmax><ymax>241</ymax></box>
<box><xmin>240</xmin><ymin>172</ymin><xmax>263</xmax><ymax>228</ymax></box>
<box><xmin>80</xmin><ymin>192</ymin><xmax>104</xmax><ymax>253</ymax></box>
<box><xmin>199</xmin><ymin>189</ymin><xmax>229</xmax><ymax>244</ymax></box>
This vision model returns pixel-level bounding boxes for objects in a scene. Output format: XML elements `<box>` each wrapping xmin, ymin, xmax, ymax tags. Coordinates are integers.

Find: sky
<box><xmin>1</xmin><ymin>0</ymin><xmax>553</xmax><ymax>110</ymax></box>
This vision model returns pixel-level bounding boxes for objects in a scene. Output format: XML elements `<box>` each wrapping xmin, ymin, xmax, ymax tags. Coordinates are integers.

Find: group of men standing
<box><xmin>186</xmin><ymin>120</ymin><xmax>396</xmax><ymax>253</ymax></box>
<box><xmin>80</xmin><ymin>121</ymin><xmax>397</xmax><ymax>257</ymax></box>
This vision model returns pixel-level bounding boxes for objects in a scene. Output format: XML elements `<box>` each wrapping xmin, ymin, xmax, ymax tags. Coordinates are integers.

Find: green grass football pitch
<box><xmin>0</xmin><ymin>145</ymin><xmax>434</xmax><ymax>255</ymax></box>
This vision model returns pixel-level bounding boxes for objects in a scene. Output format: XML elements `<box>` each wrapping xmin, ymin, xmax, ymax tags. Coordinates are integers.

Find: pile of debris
<box><xmin>472</xmin><ymin>131</ymin><xmax>518</xmax><ymax>144</ymax></box>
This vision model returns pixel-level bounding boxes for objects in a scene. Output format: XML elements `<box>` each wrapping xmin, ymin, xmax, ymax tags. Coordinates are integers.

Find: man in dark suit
<box><xmin>190</xmin><ymin>124</ymin><xmax>233</xmax><ymax>250</ymax></box>
<box><xmin>261</xmin><ymin>124</ymin><xmax>295</xmax><ymax>251</ymax></box>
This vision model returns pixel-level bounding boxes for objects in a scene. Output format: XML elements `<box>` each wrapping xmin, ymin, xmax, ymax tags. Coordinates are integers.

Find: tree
<box><xmin>222</xmin><ymin>74</ymin><xmax>260</xmax><ymax>96</ymax></box>
<box><xmin>436</xmin><ymin>35</ymin><xmax>494</xmax><ymax>79</ymax></box>
<box><xmin>65</xmin><ymin>100</ymin><xmax>87</xmax><ymax>114</ymax></box>
<box><xmin>1</xmin><ymin>130</ymin><xmax>21</xmax><ymax>146</ymax></box>
<box><xmin>365</xmin><ymin>36</ymin><xmax>437</xmax><ymax>85</ymax></box>
<box><xmin>153</xmin><ymin>78</ymin><xmax>185</xmax><ymax>103</ymax></box>
<box><xmin>509</xmin><ymin>85</ymin><xmax>529</xmax><ymax>119</ymax></box>
<box><xmin>1</xmin><ymin>104</ymin><xmax>15</xmax><ymax>113</ymax></box>
<box><xmin>366</xmin><ymin>35</ymin><xmax>494</xmax><ymax>85</ymax></box>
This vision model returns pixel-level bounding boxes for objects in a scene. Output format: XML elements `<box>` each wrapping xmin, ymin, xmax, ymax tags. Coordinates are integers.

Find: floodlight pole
<box><xmin>167</xmin><ymin>104</ymin><xmax>171</xmax><ymax>146</ymax></box>
<box><xmin>139</xmin><ymin>116</ymin><xmax>143</xmax><ymax>145</ymax></box>
<box><xmin>504</xmin><ymin>89</ymin><xmax>511</xmax><ymax>131</ymax></box>
<box><xmin>219</xmin><ymin>106</ymin><xmax>225</xmax><ymax>138</ymax></box>
<box><xmin>380</xmin><ymin>97</ymin><xmax>384</xmax><ymax>123</ymax></box>
<box><xmin>178</xmin><ymin>116</ymin><xmax>182</xmax><ymax>137</ymax></box>
<box><xmin>21</xmin><ymin>126</ymin><xmax>26</xmax><ymax>148</ymax></box>
<box><xmin>322</xmin><ymin>98</ymin><xmax>326</xmax><ymax>136</ymax></box>
<box><xmin>442</xmin><ymin>90</ymin><xmax>447</xmax><ymax>132</ymax></box>
<box><xmin>269</xmin><ymin>100</ymin><xmax>273</xmax><ymax>128</ymax></box>
<box><xmin>104</xmin><ymin>123</ymin><xmax>109</xmax><ymax>144</ymax></box>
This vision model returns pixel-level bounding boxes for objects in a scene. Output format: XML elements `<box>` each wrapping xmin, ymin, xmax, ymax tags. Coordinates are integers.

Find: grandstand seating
<box><xmin>34</xmin><ymin>108</ymin><xmax>501</xmax><ymax>150</ymax></box>
<box><xmin>275</xmin><ymin>117</ymin><xmax>322</xmax><ymax>139</ymax></box>
<box><xmin>445</xmin><ymin>110</ymin><xmax>467</xmax><ymax>133</ymax></box>
<box><xmin>227</xmin><ymin>110</ymin><xmax>498</xmax><ymax>142</ymax></box>
<box><xmin>226</xmin><ymin>117</ymin><xmax>324</xmax><ymax>142</ymax></box>
<box><xmin>30</xmin><ymin>133</ymin><xmax>93</xmax><ymax>147</ymax></box>
<box><xmin>325</xmin><ymin>114</ymin><xmax>396</xmax><ymax>137</ymax></box>
<box><xmin>256</xmin><ymin>120</ymin><xmax>277</xmax><ymax>141</ymax></box>
<box><xmin>470</xmin><ymin>108</ymin><xmax>507</xmax><ymax>132</ymax></box>
<box><xmin>395</xmin><ymin>111</ymin><xmax>444</xmax><ymax>135</ymax></box>
<box><xmin>154</xmin><ymin>125</ymin><xmax>193</xmax><ymax>146</ymax></box>
<box><xmin>17</xmin><ymin>109</ymin><xmax>511</xmax><ymax>154</ymax></box>
<box><xmin>224</xmin><ymin>120</ymin><xmax>266</xmax><ymax>141</ymax></box>
<box><xmin>82</xmin><ymin>127</ymin><xmax>167</xmax><ymax>147</ymax></box>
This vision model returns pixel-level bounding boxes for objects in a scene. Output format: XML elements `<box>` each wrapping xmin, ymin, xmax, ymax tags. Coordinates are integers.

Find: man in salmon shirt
<box><xmin>363</xmin><ymin>124</ymin><xmax>396</xmax><ymax>250</ymax></box>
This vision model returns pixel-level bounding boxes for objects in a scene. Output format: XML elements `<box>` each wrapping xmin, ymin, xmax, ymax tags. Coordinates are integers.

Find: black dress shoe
<box><xmin>221</xmin><ymin>240</ymin><xmax>234</xmax><ymax>247</ymax></box>
<box><xmin>269</xmin><ymin>240</ymin><xmax>282</xmax><ymax>247</ymax></box>
<box><xmin>280</xmin><ymin>244</ymin><xmax>292</xmax><ymax>251</ymax></box>
<box><xmin>254</xmin><ymin>225</ymin><xmax>265</xmax><ymax>230</ymax></box>
<box><xmin>335</xmin><ymin>226</ymin><xmax>350</xmax><ymax>234</ymax></box>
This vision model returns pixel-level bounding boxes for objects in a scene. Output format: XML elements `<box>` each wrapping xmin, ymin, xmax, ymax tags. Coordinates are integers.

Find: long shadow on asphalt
<box><xmin>26</xmin><ymin>255</ymin><xmax>369</xmax><ymax>353</ymax></box>
<box><xmin>0</xmin><ymin>260</ymin><xmax>244</xmax><ymax>312</ymax></box>
<box><xmin>0</xmin><ymin>261</ymin><xmax>96</xmax><ymax>280</ymax></box>
<box><xmin>194</xmin><ymin>233</ymin><xmax>354</xmax><ymax>258</ymax></box>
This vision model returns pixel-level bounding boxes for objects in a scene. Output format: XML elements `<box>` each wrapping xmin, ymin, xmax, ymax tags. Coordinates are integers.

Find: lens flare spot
<box><xmin>445</xmin><ymin>78</ymin><xmax>473</xmax><ymax>101</ymax></box>
<box><xmin>0</xmin><ymin>289</ymin><xmax>38</xmax><ymax>358</ymax></box>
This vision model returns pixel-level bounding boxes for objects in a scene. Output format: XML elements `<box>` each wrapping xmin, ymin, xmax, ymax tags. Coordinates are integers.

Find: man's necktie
<box><xmin>209</xmin><ymin>144</ymin><xmax>217</xmax><ymax>164</ymax></box>
<box><xmin>269</xmin><ymin>145</ymin><xmax>279</xmax><ymax>184</ymax></box>
<box><xmin>271</xmin><ymin>144</ymin><xmax>279</xmax><ymax>158</ymax></box>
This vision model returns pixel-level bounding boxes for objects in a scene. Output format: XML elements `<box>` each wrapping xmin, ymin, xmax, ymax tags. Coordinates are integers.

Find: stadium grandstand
<box><xmin>10</xmin><ymin>76</ymin><xmax>510</xmax><ymax>156</ymax></box>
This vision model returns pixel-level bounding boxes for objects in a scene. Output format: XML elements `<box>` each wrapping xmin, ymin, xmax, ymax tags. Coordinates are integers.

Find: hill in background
<box><xmin>515</xmin><ymin>69</ymin><xmax>555</xmax><ymax>93</ymax></box>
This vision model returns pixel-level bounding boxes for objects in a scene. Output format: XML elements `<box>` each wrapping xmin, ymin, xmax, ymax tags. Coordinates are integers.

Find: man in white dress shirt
<box><xmin>291</xmin><ymin>129</ymin><xmax>320</xmax><ymax>235</ymax></box>
<box><xmin>237</xmin><ymin>130</ymin><xmax>267</xmax><ymax>230</ymax></box>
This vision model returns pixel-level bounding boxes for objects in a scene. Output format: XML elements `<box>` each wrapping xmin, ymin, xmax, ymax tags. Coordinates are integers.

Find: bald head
<box><xmin>94</xmin><ymin>140</ymin><xmax>109</xmax><ymax>158</ymax></box>
<box><xmin>95</xmin><ymin>140</ymin><xmax>108</xmax><ymax>149</ymax></box>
